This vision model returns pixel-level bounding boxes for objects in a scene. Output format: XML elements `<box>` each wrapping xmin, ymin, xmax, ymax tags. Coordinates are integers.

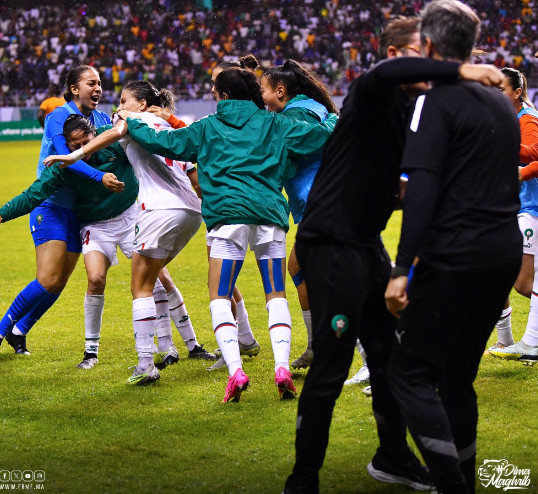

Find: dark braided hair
<box><xmin>214</xmin><ymin>68</ymin><xmax>265</xmax><ymax>109</ymax></box>
<box><xmin>64</xmin><ymin>65</ymin><xmax>99</xmax><ymax>102</ymax></box>
<box><xmin>122</xmin><ymin>80</ymin><xmax>176</xmax><ymax>113</ymax></box>
<box><xmin>262</xmin><ymin>59</ymin><xmax>339</xmax><ymax>114</ymax></box>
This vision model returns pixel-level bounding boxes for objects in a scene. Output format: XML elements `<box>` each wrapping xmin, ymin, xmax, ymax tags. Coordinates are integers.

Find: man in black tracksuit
<box><xmin>385</xmin><ymin>2</ymin><xmax>521</xmax><ymax>493</ymax></box>
<box><xmin>284</xmin><ymin>13</ymin><xmax>506</xmax><ymax>494</ymax></box>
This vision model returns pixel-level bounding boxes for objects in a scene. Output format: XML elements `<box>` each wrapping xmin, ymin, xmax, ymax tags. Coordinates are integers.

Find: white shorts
<box><xmin>80</xmin><ymin>202</ymin><xmax>137</xmax><ymax>266</ymax></box>
<box><xmin>519</xmin><ymin>212</ymin><xmax>538</xmax><ymax>255</ymax></box>
<box><xmin>133</xmin><ymin>208</ymin><xmax>202</xmax><ymax>259</ymax></box>
<box><xmin>208</xmin><ymin>224</ymin><xmax>286</xmax><ymax>261</ymax></box>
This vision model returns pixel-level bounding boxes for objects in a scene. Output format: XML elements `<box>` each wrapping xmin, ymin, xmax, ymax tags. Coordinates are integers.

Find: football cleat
<box><xmin>5</xmin><ymin>331</ymin><xmax>30</xmax><ymax>355</ymax></box>
<box><xmin>126</xmin><ymin>364</ymin><xmax>160</xmax><ymax>385</ymax></box>
<box><xmin>489</xmin><ymin>341</ymin><xmax>538</xmax><ymax>364</ymax></box>
<box><xmin>344</xmin><ymin>365</ymin><xmax>370</xmax><ymax>386</ymax></box>
<box><xmin>76</xmin><ymin>352</ymin><xmax>98</xmax><ymax>369</ymax></box>
<box><xmin>188</xmin><ymin>344</ymin><xmax>217</xmax><ymax>361</ymax></box>
<box><xmin>275</xmin><ymin>367</ymin><xmax>297</xmax><ymax>399</ymax></box>
<box><xmin>206</xmin><ymin>356</ymin><xmax>226</xmax><ymax>371</ymax></box>
<box><xmin>362</xmin><ymin>385</ymin><xmax>372</xmax><ymax>397</ymax></box>
<box><xmin>154</xmin><ymin>345</ymin><xmax>179</xmax><ymax>370</ymax></box>
<box><xmin>223</xmin><ymin>368</ymin><xmax>250</xmax><ymax>403</ymax></box>
<box><xmin>215</xmin><ymin>340</ymin><xmax>261</xmax><ymax>358</ymax></box>
<box><xmin>291</xmin><ymin>349</ymin><xmax>313</xmax><ymax>369</ymax></box>
<box><xmin>483</xmin><ymin>341</ymin><xmax>507</xmax><ymax>356</ymax></box>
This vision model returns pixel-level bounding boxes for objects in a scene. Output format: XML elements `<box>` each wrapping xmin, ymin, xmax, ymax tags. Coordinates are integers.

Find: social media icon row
<box><xmin>0</xmin><ymin>470</ymin><xmax>45</xmax><ymax>482</ymax></box>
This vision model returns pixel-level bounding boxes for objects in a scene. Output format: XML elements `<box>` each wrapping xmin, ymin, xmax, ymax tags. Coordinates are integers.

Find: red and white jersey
<box><xmin>116</xmin><ymin>112</ymin><xmax>201</xmax><ymax>213</ymax></box>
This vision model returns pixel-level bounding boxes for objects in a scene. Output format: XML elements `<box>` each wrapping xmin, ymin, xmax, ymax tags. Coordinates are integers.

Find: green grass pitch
<box><xmin>0</xmin><ymin>141</ymin><xmax>536</xmax><ymax>493</ymax></box>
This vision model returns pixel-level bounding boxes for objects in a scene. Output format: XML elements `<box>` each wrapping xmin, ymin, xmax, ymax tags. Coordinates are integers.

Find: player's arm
<box><xmin>361</xmin><ymin>57</ymin><xmax>501</xmax><ymax>94</ymax></box>
<box><xmin>44</xmin><ymin>117</ymin><xmax>129</xmax><ymax>169</ymax></box>
<box><xmin>147</xmin><ymin>106</ymin><xmax>188</xmax><ymax>129</ymax></box>
<box><xmin>123</xmin><ymin>115</ymin><xmax>200</xmax><ymax>163</ymax></box>
<box><xmin>385</xmin><ymin>93</ymin><xmax>446</xmax><ymax>317</ymax></box>
<box><xmin>186</xmin><ymin>165</ymin><xmax>202</xmax><ymax>199</ymax></box>
<box><xmin>284</xmin><ymin>113</ymin><xmax>338</xmax><ymax>156</ymax></box>
<box><xmin>519</xmin><ymin>116</ymin><xmax>538</xmax><ymax>164</ymax></box>
<box><xmin>51</xmin><ymin>133</ymin><xmax>105</xmax><ymax>183</ymax></box>
<box><xmin>0</xmin><ymin>167</ymin><xmax>68</xmax><ymax>223</ymax></box>
<box><xmin>519</xmin><ymin>161</ymin><xmax>538</xmax><ymax>181</ymax></box>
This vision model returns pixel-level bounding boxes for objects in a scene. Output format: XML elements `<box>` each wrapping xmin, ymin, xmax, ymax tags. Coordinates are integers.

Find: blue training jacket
<box><xmin>37</xmin><ymin>101</ymin><xmax>111</xmax><ymax>209</ymax></box>
<box><xmin>518</xmin><ymin>105</ymin><xmax>538</xmax><ymax>217</ymax></box>
<box><xmin>283</xmin><ymin>97</ymin><xmax>328</xmax><ymax>223</ymax></box>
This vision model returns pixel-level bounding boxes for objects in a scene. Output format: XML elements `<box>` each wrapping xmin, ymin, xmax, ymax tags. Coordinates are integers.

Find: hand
<box><xmin>518</xmin><ymin>166</ymin><xmax>523</xmax><ymax>181</ymax></box>
<box><xmin>147</xmin><ymin>105</ymin><xmax>171</xmax><ymax>121</ymax></box>
<box><xmin>385</xmin><ymin>276</ymin><xmax>409</xmax><ymax>318</ymax></box>
<box><xmin>116</xmin><ymin>110</ymin><xmax>141</xmax><ymax>121</ymax></box>
<box><xmin>43</xmin><ymin>154</ymin><xmax>75</xmax><ymax>169</ymax></box>
<box><xmin>102</xmin><ymin>172</ymin><xmax>125</xmax><ymax>193</ymax></box>
<box><xmin>0</xmin><ymin>214</ymin><xmax>3</xmax><ymax>224</ymax></box>
<box><xmin>459</xmin><ymin>64</ymin><xmax>503</xmax><ymax>87</ymax></box>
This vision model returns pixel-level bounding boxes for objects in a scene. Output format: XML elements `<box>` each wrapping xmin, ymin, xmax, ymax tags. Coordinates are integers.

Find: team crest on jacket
<box><xmin>36</xmin><ymin>214</ymin><xmax>43</xmax><ymax>225</ymax></box>
<box><xmin>331</xmin><ymin>314</ymin><xmax>349</xmax><ymax>338</ymax></box>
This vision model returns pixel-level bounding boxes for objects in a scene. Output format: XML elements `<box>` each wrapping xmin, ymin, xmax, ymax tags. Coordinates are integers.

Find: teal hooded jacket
<box><xmin>126</xmin><ymin>99</ymin><xmax>337</xmax><ymax>232</ymax></box>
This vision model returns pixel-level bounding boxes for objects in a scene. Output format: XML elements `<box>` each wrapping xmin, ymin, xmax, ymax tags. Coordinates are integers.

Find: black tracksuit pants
<box><xmin>387</xmin><ymin>258</ymin><xmax>520</xmax><ymax>494</ymax></box>
<box><xmin>289</xmin><ymin>238</ymin><xmax>409</xmax><ymax>489</ymax></box>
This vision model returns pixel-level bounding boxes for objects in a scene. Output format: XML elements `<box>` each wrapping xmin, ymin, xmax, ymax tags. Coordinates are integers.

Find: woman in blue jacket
<box><xmin>0</xmin><ymin>65</ymin><xmax>122</xmax><ymax>354</ymax></box>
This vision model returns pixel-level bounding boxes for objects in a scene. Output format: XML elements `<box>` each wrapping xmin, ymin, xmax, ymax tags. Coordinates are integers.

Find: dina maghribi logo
<box><xmin>478</xmin><ymin>459</ymin><xmax>532</xmax><ymax>490</ymax></box>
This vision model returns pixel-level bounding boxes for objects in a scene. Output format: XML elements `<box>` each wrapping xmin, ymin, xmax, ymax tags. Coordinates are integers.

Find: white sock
<box><xmin>133</xmin><ymin>296</ymin><xmax>157</xmax><ymax>370</ymax></box>
<box><xmin>302</xmin><ymin>309</ymin><xmax>312</xmax><ymax>350</ymax></box>
<box><xmin>357</xmin><ymin>339</ymin><xmax>368</xmax><ymax>367</ymax></box>
<box><xmin>496</xmin><ymin>306</ymin><xmax>514</xmax><ymax>346</ymax></box>
<box><xmin>236</xmin><ymin>299</ymin><xmax>255</xmax><ymax>346</ymax></box>
<box><xmin>168</xmin><ymin>286</ymin><xmax>198</xmax><ymax>351</ymax></box>
<box><xmin>210</xmin><ymin>298</ymin><xmax>241</xmax><ymax>376</ymax></box>
<box><xmin>153</xmin><ymin>280</ymin><xmax>173</xmax><ymax>351</ymax></box>
<box><xmin>12</xmin><ymin>326</ymin><xmax>24</xmax><ymax>336</ymax></box>
<box><xmin>523</xmin><ymin>281</ymin><xmax>538</xmax><ymax>346</ymax></box>
<box><xmin>267</xmin><ymin>297</ymin><xmax>292</xmax><ymax>372</ymax></box>
<box><xmin>84</xmin><ymin>294</ymin><xmax>104</xmax><ymax>355</ymax></box>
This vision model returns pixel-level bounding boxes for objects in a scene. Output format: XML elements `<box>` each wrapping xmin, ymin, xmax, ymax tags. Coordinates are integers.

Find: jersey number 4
<box><xmin>82</xmin><ymin>230</ymin><xmax>91</xmax><ymax>245</ymax></box>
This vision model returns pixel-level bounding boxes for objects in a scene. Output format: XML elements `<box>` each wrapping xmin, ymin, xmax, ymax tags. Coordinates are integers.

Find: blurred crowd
<box><xmin>0</xmin><ymin>0</ymin><xmax>536</xmax><ymax>107</ymax></box>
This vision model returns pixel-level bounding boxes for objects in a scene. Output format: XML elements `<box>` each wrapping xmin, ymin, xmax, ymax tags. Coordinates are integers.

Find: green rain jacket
<box><xmin>0</xmin><ymin>126</ymin><xmax>138</xmax><ymax>224</ymax></box>
<box><xmin>126</xmin><ymin>100</ymin><xmax>337</xmax><ymax>232</ymax></box>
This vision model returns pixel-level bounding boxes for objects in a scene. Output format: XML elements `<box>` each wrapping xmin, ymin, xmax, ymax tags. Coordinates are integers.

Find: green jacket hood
<box><xmin>216</xmin><ymin>100</ymin><xmax>260</xmax><ymax>129</ymax></box>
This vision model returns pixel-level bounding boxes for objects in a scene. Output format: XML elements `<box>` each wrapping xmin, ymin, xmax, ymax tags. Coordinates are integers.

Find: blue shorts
<box><xmin>29</xmin><ymin>202</ymin><xmax>82</xmax><ymax>253</ymax></box>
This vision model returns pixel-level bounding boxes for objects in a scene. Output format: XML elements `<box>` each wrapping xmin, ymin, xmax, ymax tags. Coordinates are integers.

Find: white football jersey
<box><xmin>116</xmin><ymin>112</ymin><xmax>201</xmax><ymax>213</ymax></box>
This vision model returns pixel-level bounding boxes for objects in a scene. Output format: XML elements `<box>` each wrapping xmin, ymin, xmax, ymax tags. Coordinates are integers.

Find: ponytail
<box><xmin>123</xmin><ymin>80</ymin><xmax>177</xmax><ymax>111</ymax></box>
<box><xmin>214</xmin><ymin>68</ymin><xmax>265</xmax><ymax>109</ymax></box>
<box><xmin>263</xmin><ymin>59</ymin><xmax>339</xmax><ymax>114</ymax></box>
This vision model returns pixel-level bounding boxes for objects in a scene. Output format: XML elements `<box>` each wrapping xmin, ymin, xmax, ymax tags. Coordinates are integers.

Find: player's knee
<box><xmin>38</xmin><ymin>273</ymin><xmax>64</xmax><ymax>293</ymax></box>
<box><xmin>87</xmin><ymin>274</ymin><xmax>107</xmax><ymax>294</ymax></box>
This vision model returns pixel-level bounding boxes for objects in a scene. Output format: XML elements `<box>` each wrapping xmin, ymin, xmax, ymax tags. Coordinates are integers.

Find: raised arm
<box><xmin>124</xmin><ymin>116</ymin><xmax>200</xmax><ymax>163</ymax></box>
<box><xmin>359</xmin><ymin>57</ymin><xmax>501</xmax><ymax>95</ymax></box>
<box><xmin>44</xmin><ymin>118</ymin><xmax>129</xmax><ymax>169</ymax></box>
<box><xmin>0</xmin><ymin>167</ymin><xmax>67</xmax><ymax>223</ymax></box>
<box><xmin>284</xmin><ymin>113</ymin><xmax>338</xmax><ymax>157</ymax></box>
